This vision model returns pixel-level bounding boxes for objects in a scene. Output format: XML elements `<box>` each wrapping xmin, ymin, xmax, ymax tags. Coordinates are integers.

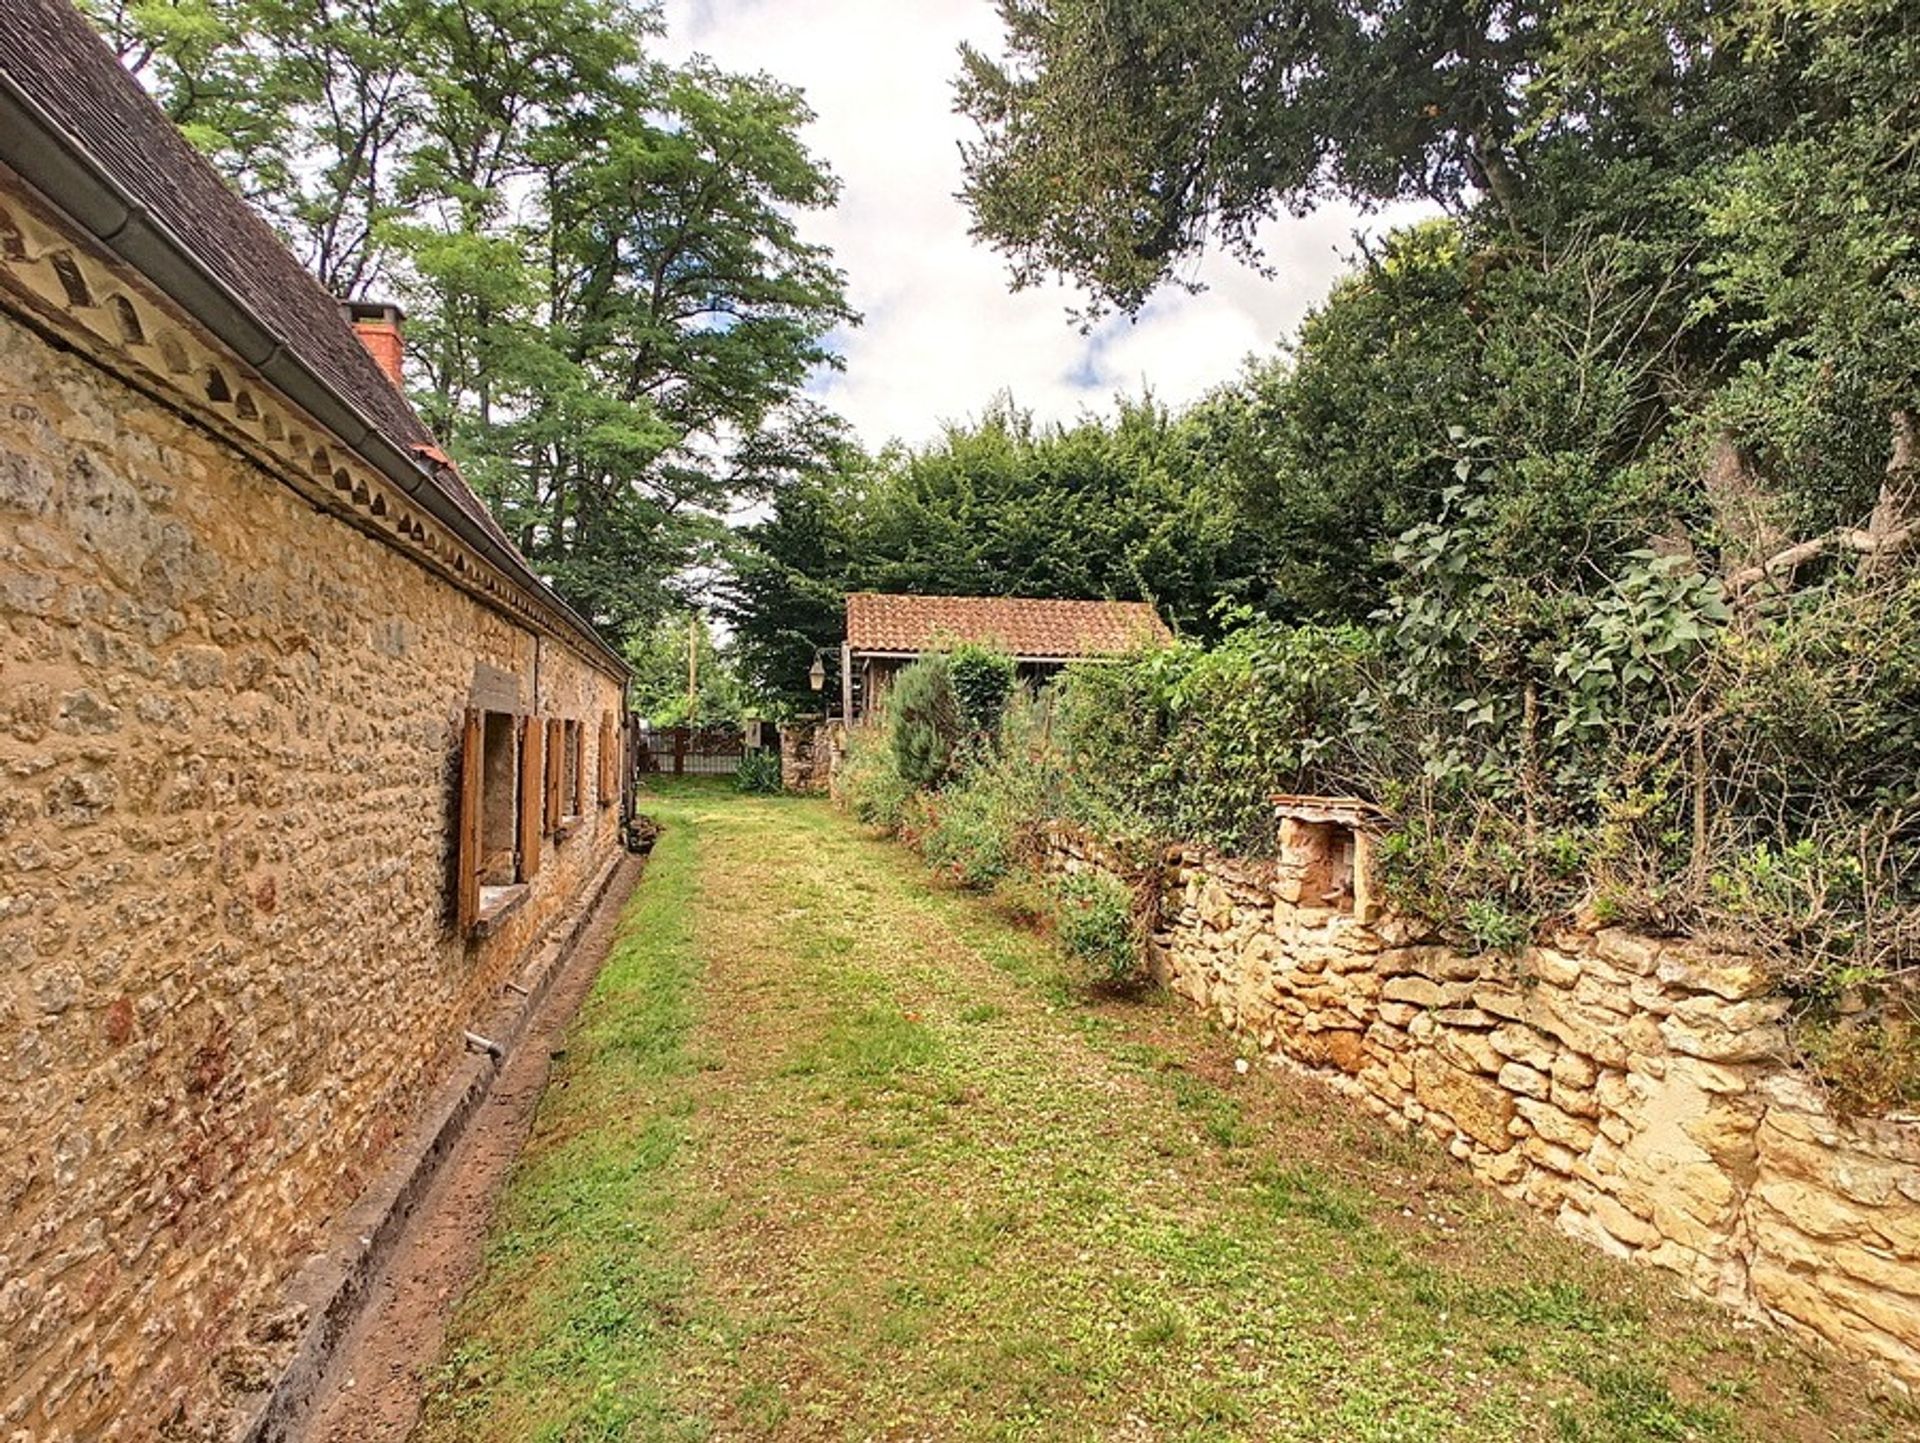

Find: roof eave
<box><xmin>0</xmin><ymin>71</ymin><xmax>629</xmax><ymax>680</ymax></box>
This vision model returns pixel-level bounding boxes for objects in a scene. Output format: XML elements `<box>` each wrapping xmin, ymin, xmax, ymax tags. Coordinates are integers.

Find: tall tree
<box><xmin>955</xmin><ymin>0</ymin><xmax>1545</xmax><ymax>315</ymax></box>
<box><xmin>88</xmin><ymin>0</ymin><xmax>855</xmax><ymax>644</ymax></box>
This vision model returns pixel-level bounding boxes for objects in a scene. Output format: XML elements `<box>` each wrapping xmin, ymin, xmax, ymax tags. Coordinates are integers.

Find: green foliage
<box><xmin>1059</xmin><ymin>622</ymin><xmax>1372</xmax><ymax>853</ymax></box>
<box><xmin>890</xmin><ymin>656</ymin><xmax>963</xmax><ymax>790</ymax></box>
<box><xmin>719</xmin><ymin>395</ymin><xmax>1298</xmax><ymax>702</ymax></box>
<box><xmin>90</xmin><ymin>0</ymin><xmax>855</xmax><ymax>649</ymax></box>
<box><xmin>917</xmin><ymin>692</ymin><xmax>1061</xmax><ymax>890</ymax></box>
<box><xmin>947</xmin><ymin>644</ymin><xmax>1018</xmax><ymax>738</ymax></box>
<box><xmin>1052</xmin><ymin>870</ymin><xmax>1141</xmax><ymax>992</ymax></box>
<box><xmin>624</xmin><ymin>614</ymin><xmax>746</xmax><ymax>728</ymax></box>
<box><xmin>735</xmin><ymin>749</ymin><xmax>782</xmax><ymax>795</ymax></box>
<box><xmin>956</xmin><ymin>0</ymin><xmax>1536</xmax><ymax>314</ymax></box>
<box><xmin>919</xmin><ymin>785</ymin><xmax>1017</xmax><ymax>893</ymax></box>
<box><xmin>838</xmin><ymin>720</ymin><xmax>912</xmax><ymax>833</ymax></box>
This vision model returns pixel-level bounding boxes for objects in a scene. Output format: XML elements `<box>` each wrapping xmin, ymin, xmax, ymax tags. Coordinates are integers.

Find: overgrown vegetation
<box><xmin>735</xmin><ymin>748</ymin><xmax>782</xmax><ymax>795</ymax></box>
<box><xmin>1052</xmin><ymin>870</ymin><xmax>1143</xmax><ymax>992</ymax></box>
<box><xmin>808</xmin><ymin>0</ymin><xmax>1920</xmax><ymax>1106</ymax></box>
<box><xmin>421</xmin><ymin>782</ymin><xmax>1917</xmax><ymax>1440</ymax></box>
<box><xmin>841</xmin><ymin>575</ymin><xmax>1919</xmax><ymax>1106</ymax></box>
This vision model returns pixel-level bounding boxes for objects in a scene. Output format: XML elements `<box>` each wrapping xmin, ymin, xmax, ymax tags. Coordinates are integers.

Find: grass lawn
<box><xmin>414</xmin><ymin>779</ymin><xmax>1914</xmax><ymax>1442</ymax></box>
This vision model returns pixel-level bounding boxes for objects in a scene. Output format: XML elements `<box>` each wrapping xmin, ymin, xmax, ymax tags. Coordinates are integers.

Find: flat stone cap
<box><xmin>1270</xmin><ymin>794</ymin><xmax>1384</xmax><ymax>828</ymax></box>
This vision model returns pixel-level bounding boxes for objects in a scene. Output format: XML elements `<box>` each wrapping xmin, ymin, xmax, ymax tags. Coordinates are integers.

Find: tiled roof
<box><xmin>846</xmin><ymin>593</ymin><xmax>1171</xmax><ymax>658</ymax></box>
<box><xmin>0</xmin><ymin>0</ymin><xmax>515</xmax><ymax>564</ymax></box>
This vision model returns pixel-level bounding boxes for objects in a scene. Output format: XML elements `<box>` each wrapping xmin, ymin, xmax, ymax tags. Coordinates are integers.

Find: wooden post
<box><xmin>840</xmin><ymin>641</ymin><xmax>854</xmax><ymax>723</ymax></box>
<box><xmin>673</xmin><ymin>725</ymin><xmax>686</xmax><ymax>775</ymax></box>
<box><xmin>687</xmin><ymin>615</ymin><xmax>699</xmax><ymax>723</ymax></box>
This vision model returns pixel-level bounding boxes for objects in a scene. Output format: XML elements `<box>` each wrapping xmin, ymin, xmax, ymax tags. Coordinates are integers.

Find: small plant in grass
<box><xmin>1053</xmin><ymin>869</ymin><xmax>1143</xmax><ymax>991</ymax></box>
<box><xmin>735</xmin><ymin>749</ymin><xmax>782</xmax><ymax>794</ymax></box>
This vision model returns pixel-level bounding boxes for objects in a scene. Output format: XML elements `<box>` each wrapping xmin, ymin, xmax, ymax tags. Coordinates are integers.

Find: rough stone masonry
<box><xmin>1044</xmin><ymin>825</ymin><xmax>1920</xmax><ymax>1388</ymax></box>
<box><xmin>0</xmin><ymin>161</ymin><xmax>626</xmax><ymax>1443</ymax></box>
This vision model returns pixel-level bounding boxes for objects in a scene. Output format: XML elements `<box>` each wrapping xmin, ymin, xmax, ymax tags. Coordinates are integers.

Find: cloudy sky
<box><xmin>661</xmin><ymin>0</ymin><xmax>1416</xmax><ymax>451</ymax></box>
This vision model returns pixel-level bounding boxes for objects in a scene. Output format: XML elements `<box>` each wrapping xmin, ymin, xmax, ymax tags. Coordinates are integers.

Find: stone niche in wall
<box><xmin>1271</xmin><ymin>794</ymin><xmax>1382</xmax><ymax>921</ymax></box>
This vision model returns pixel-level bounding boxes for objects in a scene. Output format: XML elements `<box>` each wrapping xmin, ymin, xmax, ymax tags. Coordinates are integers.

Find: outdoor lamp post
<box><xmin>808</xmin><ymin>655</ymin><xmax>826</xmax><ymax>692</ymax></box>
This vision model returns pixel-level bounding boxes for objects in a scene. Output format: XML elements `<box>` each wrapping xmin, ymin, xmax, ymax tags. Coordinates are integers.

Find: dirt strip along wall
<box><xmin>1043</xmin><ymin>825</ymin><xmax>1920</xmax><ymax>1387</ymax></box>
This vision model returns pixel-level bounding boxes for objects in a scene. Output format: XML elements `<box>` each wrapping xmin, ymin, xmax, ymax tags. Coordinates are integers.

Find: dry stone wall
<box><xmin>0</xmin><ymin>308</ymin><xmax>625</xmax><ymax>1439</ymax></box>
<box><xmin>780</xmin><ymin>720</ymin><xmax>840</xmax><ymax>794</ymax></box>
<box><xmin>1045</xmin><ymin>827</ymin><xmax>1920</xmax><ymax>1387</ymax></box>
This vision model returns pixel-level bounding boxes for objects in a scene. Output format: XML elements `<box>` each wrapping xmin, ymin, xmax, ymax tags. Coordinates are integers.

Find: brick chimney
<box><xmin>344</xmin><ymin>300</ymin><xmax>406</xmax><ymax>391</ymax></box>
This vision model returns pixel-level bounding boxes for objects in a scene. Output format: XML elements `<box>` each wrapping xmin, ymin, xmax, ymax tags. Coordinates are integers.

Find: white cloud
<box><xmin>662</xmin><ymin>0</ymin><xmax>1420</xmax><ymax>450</ymax></box>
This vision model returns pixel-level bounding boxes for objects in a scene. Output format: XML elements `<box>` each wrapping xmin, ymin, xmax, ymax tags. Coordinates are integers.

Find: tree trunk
<box><xmin>1861</xmin><ymin>408</ymin><xmax>1918</xmax><ymax>575</ymax></box>
<box><xmin>1702</xmin><ymin>430</ymin><xmax>1783</xmax><ymax>570</ymax></box>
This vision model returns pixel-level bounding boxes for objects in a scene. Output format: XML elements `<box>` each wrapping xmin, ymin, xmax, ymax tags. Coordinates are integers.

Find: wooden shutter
<box><xmin>598</xmin><ymin>713</ymin><xmax>615</xmax><ymax>805</ymax></box>
<box><xmin>456</xmin><ymin>708</ymin><xmax>483</xmax><ymax>932</ymax></box>
<box><xmin>517</xmin><ymin>716</ymin><xmax>542</xmax><ymax>879</ymax></box>
<box><xmin>571</xmin><ymin>721</ymin><xmax>586</xmax><ymax>815</ymax></box>
<box><xmin>545</xmin><ymin>717</ymin><xmax>564</xmax><ymax>831</ymax></box>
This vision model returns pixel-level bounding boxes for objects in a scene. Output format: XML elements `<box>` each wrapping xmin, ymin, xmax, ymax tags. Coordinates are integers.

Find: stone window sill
<box><xmin>473</xmin><ymin>882</ymin><xmax>529</xmax><ymax>937</ymax></box>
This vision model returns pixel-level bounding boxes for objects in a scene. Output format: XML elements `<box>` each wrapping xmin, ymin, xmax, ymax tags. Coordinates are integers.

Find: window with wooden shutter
<box><xmin>598</xmin><ymin>713</ymin><xmax>615</xmax><ymax>806</ymax></box>
<box><xmin>517</xmin><ymin>715</ymin><xmax>542</xmax><ymax>880</ymax></box>
<box><xmin>456</xmin><ymin>708</ymin><xmax>484</xmax><ymax>933</ymax></box>
<box><xmin>545</xmin><ymin>717</ymin><xmax>563</xmax><ymax>832</ymax></box>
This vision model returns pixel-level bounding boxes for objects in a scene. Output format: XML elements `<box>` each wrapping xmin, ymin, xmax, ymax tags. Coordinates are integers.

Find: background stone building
<box><xmin>0</xmin><ymin>3</ymin><xmax>631</xmax><ymax>1435</ymax></box>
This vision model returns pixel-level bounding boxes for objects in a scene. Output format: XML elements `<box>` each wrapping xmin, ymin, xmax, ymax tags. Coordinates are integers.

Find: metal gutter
<box><xmin>0</xmin><ymin>74</ymin><xmax>629</xmax><ymax>679</ymax></box>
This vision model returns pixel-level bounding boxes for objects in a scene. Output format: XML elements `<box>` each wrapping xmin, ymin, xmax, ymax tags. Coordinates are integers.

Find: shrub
<box><xmin>735</xmin><ymin>749</ymin><xmax>782</xmax><ymax>794</ymax></box>
<box><xmin>1053</xmin><ymin>869</ymin><xmax>1143</xmax><ymax>991</ymax></box>
<box><xmin>891</xmin><ymin>655</ymin><xmax>962</xmax><ymax>788</ymax></box>
<box><xmin>920</xmin><ymin>778</ymin><xmax>1018</xmax><ymax>890</ymax></box>
<box><xmin>1057</xmin><ymin>622</ymin><xmax>1371</xmax><ymax>852</ymax></box>
<box><xmin>839</xmin><ymin>717</ymin><xmax>912</xmax><ymax>831</ymax></box>
<box><xmin>919</xmin><ymin>691</ymin><xmax>1061</xmax><ymax>889</ymax></box>
<box><xmin>948</xmin><ymin>643</ymin><xmax>1018</xmax><ymax>736</ymax></box>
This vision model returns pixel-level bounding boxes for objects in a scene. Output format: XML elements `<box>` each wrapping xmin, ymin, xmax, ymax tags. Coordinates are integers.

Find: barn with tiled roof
<box><xmin>838</xmin><ymin>592</ymin><xmax>1170</xmax><ymax>717</ymax></box>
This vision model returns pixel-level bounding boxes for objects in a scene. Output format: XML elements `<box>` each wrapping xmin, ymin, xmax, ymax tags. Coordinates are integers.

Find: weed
<box><xmin>734</xmin><ymin>748</ymin><xmax>782</xmax><ymax>794</ymax></box>
<box><xmin>1053</xmin><ymin>869</ymin><xmax>1142</xmax><ymax>991</ymax></box>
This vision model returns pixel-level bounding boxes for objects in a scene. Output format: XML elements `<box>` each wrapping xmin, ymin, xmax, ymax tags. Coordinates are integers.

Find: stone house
<box><xmin>840</xmin><ymin>591</ymin><xmax>1170</xmax><ymax>719</ymax></box>
<box><xmin>0</xmin><ymin>4</ymin><xmax>631</xmax><ymax>1436</ymax></box>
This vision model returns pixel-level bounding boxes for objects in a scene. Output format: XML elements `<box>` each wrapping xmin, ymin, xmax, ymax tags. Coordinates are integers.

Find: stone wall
<box><xmin>0</xmin><ymin>301</ymin><xmax>625</xmax><ymax>1438</ymax></box>
<box><xmin>1044</xmin><ymin>827</ymin><xmax>1920</xmax><ymax>1387</ymax></box>
<box><xmin>780</xmin><ymin>719</ymin><xmax>840</xmax><ymax>794</ymax></box>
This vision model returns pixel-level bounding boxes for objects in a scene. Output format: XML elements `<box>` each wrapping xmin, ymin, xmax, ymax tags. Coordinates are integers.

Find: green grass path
<box><xmin>414</xmin><ymin>781</ymin><xmax>1911</xmax><ymax>1443</ymax></box>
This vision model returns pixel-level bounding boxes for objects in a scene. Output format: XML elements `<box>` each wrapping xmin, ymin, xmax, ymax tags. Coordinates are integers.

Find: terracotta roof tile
<box><xmin>846</xmin><ymin>593</ymin><xmax>1171</xmax><ymax>658</ymax></box>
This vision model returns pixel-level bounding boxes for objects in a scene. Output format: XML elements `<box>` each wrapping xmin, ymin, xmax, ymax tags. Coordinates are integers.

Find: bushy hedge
<box><xmin>890</xmin><ymin>654</ymin><xmax>962</xmax><ymax>788</ymax></box>
<box><xmin>1057</xmin><ymin>621</ymin><xmax>1373</xmax><ymax>854</ymax></box>
<box><xmin>831</xmin><ymin>576</ymin><xmax>1920</xmax><ymax>1106</ymax></box>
